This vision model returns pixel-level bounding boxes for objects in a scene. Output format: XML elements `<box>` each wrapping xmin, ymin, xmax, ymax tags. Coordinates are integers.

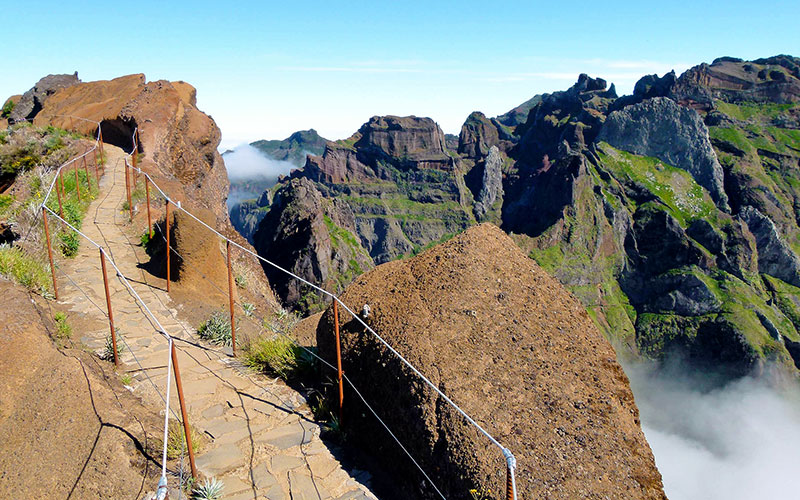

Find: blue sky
<box><xmin>3</xmin><ymin>1</ymin><xmax>798</xmax><ymax>149</ymax></box>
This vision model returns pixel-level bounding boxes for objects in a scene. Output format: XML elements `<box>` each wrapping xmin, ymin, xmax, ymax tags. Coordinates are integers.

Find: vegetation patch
<box><xmin>0</xmin><ymin>244</ymin><xmax>52</xmax><ymax>297</ymax></box>
<box><xmin>596</xmin><ymin>142</ymin><xmax>717</xmax><ymax>227</ymax></box>
<box><xmin>244</xmin><ymin>334</ymin><xmax>316</xmax><ymax>379</ymax></box>
<box><xmin>197</xmin><ymin>311</ymin><xmax>233</xmax><ymax>347</ymax></box>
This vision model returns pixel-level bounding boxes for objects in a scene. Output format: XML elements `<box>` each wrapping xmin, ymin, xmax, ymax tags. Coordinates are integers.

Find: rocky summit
<box><xmin>240</xmin><ymin>55</ymin><xmax>800</xmax><ymax>380</ymax></box>
<box><xmin>316</xmin><ymin>224</ymin><xmax>666</xmax><ymax>500</ymax></box>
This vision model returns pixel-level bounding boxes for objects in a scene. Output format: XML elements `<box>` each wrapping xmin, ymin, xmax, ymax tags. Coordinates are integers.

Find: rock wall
<box><xmin>316</xmin><ymin>224</ymin><xmax>665</xmax><ymax>500</ymax></box>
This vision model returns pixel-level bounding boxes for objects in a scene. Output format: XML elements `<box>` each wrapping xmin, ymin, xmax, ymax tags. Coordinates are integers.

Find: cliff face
<box><xmin>316</xmin><ymin>224</ymin><xmax>666</xmax><ymax>500</ymax></box>
<box><xmin>30</xmin><ymin>74</ymin><xmax>230</xmax><ymax>228</ymax></box>
<box><xmin>245</xmin><ymin>55</ymin><xmax>800</xmax><ymax>379</ymax></box>
<box><xmin>255</xmin><ymin>116</ymin><xmax>478</xmax><ymax>312</ymax></box>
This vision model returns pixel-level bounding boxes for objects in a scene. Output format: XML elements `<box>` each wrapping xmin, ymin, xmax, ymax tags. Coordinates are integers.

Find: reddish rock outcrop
<box><xmin>317</xmin><ymin>223</ymin><xmax>665</xmax><ymax>500</ymax></box>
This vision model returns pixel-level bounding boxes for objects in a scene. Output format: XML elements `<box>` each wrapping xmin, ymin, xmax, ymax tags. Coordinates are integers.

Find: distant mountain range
<box><xmin>232</xmin><ymin>55</ymin><xmax>800</xmax><ymax>380</ymax></box>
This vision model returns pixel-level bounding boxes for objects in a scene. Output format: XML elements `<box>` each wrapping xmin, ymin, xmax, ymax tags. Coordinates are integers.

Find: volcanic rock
<box><xmin>8</xmin><ymin>73</ymin><xmax>80</xmax><ymax>123</ymax></box>
<box><xmin>316</xmin><ymin>224</ymin><xmax>665</xmax><ymax>500</ymax></box>
<box><xmin>598</xmin><ymin>97</ymin><xmax>729</xmax><ymax>209</ymax></box>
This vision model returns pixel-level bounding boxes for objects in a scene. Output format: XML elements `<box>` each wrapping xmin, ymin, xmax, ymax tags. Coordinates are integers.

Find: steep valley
<box><xmin>236</xmin><ymin>55</ymin><xmax>800</xmax><ymax>382</ymax></box>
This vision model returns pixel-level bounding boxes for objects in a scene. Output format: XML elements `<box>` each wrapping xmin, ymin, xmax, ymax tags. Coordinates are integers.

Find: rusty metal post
<box><xmin>99</xmin><ymin>249</ymin><xmax>119</xmax><ymax>366</ymax></box>
<box><xmin>55</xmin><ymin>170</ymin><xmax>64</xmax><ymax>219</ymax></box>
<box><xmin>74</xmin><ymin>162</ymin><xmax>81</xmax><ymax>202</ymax></box>
<box><xmin>165</xmin><ymin>200</ymin><xmax>171</xmax><ymax>292</ymax></box>
<box><xmin>83</xmin><ymin>153</ymin><xmax>91</xmax><ymax>191</ymax></box>
<box><xmin>93</xmin><ymin>148</ymin><xmax>100</xmax><ymax>184</ymax></box>
<box><xmin>42</xmin><ymin>207</ymin><xmax>58</xmax><ymax>300</ymax></box>
<box><xmin>171</xmin><ymin>342</ymin><xmax>198</xmax><ymax>480</ymax></box>
<box><xmin>226</xmin><ymin>240</ymin><xmax>236</xmax><ymax>354</ymax></box>
<box><xmin>125</xmin><ymin>161</ymin><xmax>132</xmax><ymax>221</ymax></box>
<box><xmin>145</xmin><ymin>177</ymin><xmax>153</xmax><ymax>239</ymax></box>
<box><xmin>333</xmin><ymin>300</ymin><xmax>344</xmax><ymax>424</ymax></box>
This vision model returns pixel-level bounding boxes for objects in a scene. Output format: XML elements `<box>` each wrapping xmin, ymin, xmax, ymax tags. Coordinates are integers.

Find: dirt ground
<box><xmin>0</xmin><ymin>279</ymin><xmax>163</xmax><ymax>499</ymax></box>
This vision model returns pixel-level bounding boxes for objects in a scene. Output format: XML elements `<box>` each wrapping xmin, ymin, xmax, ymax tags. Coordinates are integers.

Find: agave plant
<box><xmin>192</xmin><ymin>477</ymin><xmax>224</xmax><ymax>500</ymax></box>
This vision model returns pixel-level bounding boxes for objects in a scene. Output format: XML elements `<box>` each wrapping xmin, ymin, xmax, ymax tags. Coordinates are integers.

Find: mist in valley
<box><xmin>625</xmin><ymin>360</ymin><xmax>800</xmax><ymax>499</ymax></box>
<box><xmin>223</xmin><ymin>144</ymin><xmax>298</xmax><ymax>210</ymax></box>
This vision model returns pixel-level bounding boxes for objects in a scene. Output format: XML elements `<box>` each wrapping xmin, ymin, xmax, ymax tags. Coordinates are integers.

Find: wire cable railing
<box><xmin>30</xmin><ymin>117</ymin><xmax>519</xmax><ymax>499</ymax></box>
<box><xmin>124</xmin><ymin>130</ymin><xmax>519</xmax><ymax>499</ymax></box>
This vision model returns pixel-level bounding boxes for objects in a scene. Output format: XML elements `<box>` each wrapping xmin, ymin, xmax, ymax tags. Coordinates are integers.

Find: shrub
<box><xmin>197</xmin><ymin>311</ymin><xmax>232</xmax><ymax>346</ymax></box>
<box><xmin>242</xmin><ymin>302</ymin><xmax>255</xmax><ymax>317</ymax></box>
<box><xmin>0</xmin><ymin>244</ymin><xmax>52</xmax><ymax>297</ymax></box>
<box><xmin>191</xmin><ymin>477</ymin><xmax>224</xmax><ymax>500</ymax></box>
<box><xmin>166</xmin><ymin>419</ymin><xmax>202</xmax><ymax>460</ymax></box>
<box><xmin>59</xmin><ymin>231</ymin><xmax>80</xmax><ymax>257</ymax></box>
<box><xmin>54</xmin><ymin>311</ymin><xmax>72</xmax><ymax>341</ymax></box>
<box><xmin>235</xmin><ymin>273</ymin><xmax>247</xmax><ymax>289</ymax></box>
<box><xmin>244</xmin><ymin>335</ymin><xmax>315</xmax><ymax>379</ymax></box>
<box><xmin>1</xmin><ymin>99</ymin><xmax>14</xmax><ymax>118</ymax></box>
<box><xmin>119</xmin><ymin>373</ymin><xmax>133</xmax><ymax>386</ymax></box>
<box><xmin>103</xmin><ymin>331</ymin><xmax>126</xmax><ymax>360</ymax></box>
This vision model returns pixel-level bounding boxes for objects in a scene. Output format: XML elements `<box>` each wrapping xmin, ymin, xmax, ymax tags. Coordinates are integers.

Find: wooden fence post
<box><xmin>226</xmin><ymin>240</ymin><xmax>236</xmax><ymax>354</ymax></box>
<box><xmin>171</xmin><ymin>342</ymin><xmax>197</xmax><ymax>479</ymax></box>
<box><xmin>99</xmin><ymin>248</ymin><xmax>119</xmax><ymax>366</ymax></box>
<box><xmin>42</xmin><ymin>207</ymin><xmax>58</xmax><ymax>300</ymax></box>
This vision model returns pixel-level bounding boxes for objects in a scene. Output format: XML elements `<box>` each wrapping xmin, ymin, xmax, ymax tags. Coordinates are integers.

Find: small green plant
<box><xmin>103</xmin><ymin>331</ymin><xmax>126</xmax><ymax>360</ymax></box>
<box><xmin>241</xmin><ymin>302</ymin><xmax>255</xmax><ymax>317</ymax></box>
<box><xmin>54</xmin><ymin>311</ymin><xmax>72</xmax><ymax>342</ymax></box>
<box><xmin>119</xmin><ymin>372</ymin><xmax>133</xmax><ymax>385</ymax></box>
<box><xmin>234</xmin><ymin>273</ymin><xmax>247</xmax><ymax>289</ymax></box>
<box><xmin>0</xmin><ymin>244</ymin><xmax>53</xmax><ymax>297</ymax></box>
<box><xmin>191</xmin><ymin>477</ymin><xmax>224</xmax><ymax>500</ymax></box>
<box><xmin>244</xmin><ymin>335</ymin><xmax>313</xmax><ymax>379</ymax></box>
<box><xmin>59</xmin><ymin>231</ymin><xmax>80</xmax><ymax>257</ymax></box>
<box><xmin>140</xmin><ymin>230</ymin><xmax>152</xmax><ymax>247</ymax></box>
<box><xmin>197</xmin><ymin>311</ymin><xmax>232</xmax><ymax>346</ymax></box>
<box><xmin>1</xmin><ymin>99</ymin><xmax>14</xmax><ymax>118</ymax></box>
<box><xmin>166</xmin><ymin>418</ymin><xmax>202</xmax><ymax>460</ymax></box>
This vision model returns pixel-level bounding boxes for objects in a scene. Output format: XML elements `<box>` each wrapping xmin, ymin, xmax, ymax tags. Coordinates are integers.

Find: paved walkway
<box><xmin>57</xmin><ymin>145</ymin><xmax>376</xmax><ymax>500</ymax></box>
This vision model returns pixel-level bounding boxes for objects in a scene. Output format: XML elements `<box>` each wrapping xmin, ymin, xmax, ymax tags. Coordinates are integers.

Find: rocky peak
<box><xmin>598</xmin><ymin>96</ymin><xmax>730</xmax><ymax>209</ymax></box>
<box><xmin>457</xmin><ymin>111</ymin><xmax>500</xmax><ymax>158</ymax></box>
<box><xmin>8</xmin><ymin>73</ymin><xmax>81</xmax><ymax>123</ymax></box>
<box><xmin>355</xmin><ymin>115</ymin><xmax>449</xmax><ymax>162</ymax></box>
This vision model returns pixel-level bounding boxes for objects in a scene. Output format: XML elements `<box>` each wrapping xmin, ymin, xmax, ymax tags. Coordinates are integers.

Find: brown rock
<box><xmin>317</xmin><ymin>223</ymin><xmax>665</xmax><ymax>500</ymax></box>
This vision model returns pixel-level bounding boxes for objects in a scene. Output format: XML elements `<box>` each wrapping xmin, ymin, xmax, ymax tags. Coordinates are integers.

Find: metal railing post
<box><xmin>83</xmin><ymin>153</ymin><xmax>90</xmax><ymax>191</ymax></box>
<box><xmin>504</xmin><ymin>450</ymin><xmax>518</xmax><ymax>500</ymax></box>
<box><xmin>99</xmin><ymin>248</ymin><xmax>119</xmax><ymax>366</ymax></box>
<box><xmin>42</xmin><ymin>207</ymin><xmax>58</xmax><ymax>300</ymax></box>
<box><xmin>125</xmin><ymin>161</ymin><xmax>133</xmax><ymax>221</ymax></box>
<box><xmin>55</xmin><ymin>171</ymin><xmax>65</xmax><ymax>219</ymax></box>
<box><xmin>170</xmin><ymin>342</ymin><xmax>198</xmax><ymax>480</ymax></box>
<box><xmin>334</xmin><ymin>300</ymin><xmax>344</xmax><ymax>424</ymax></box>
<box><xmin>165</xmin><ymin>200</ymin><xmax>171</xmax><ymax>292</ymax></box>
<box><xmin>74</xmin><ymin>162</ymin><xmax>81</xmax><ymax>202</ymax></box>
<box><xmin>145</xmin><ymin>177</ymin><xmax>153</xmax><ymax>239</ymax></box>
<box><xmin>226</xmin><ymin>240</ymin><xmax>236</xmax><ymax>354</ymax></box>
<box><xmin>93</xmin><ymin>148</ymin><xmax>100</xmax><ymax>184</ymax></box>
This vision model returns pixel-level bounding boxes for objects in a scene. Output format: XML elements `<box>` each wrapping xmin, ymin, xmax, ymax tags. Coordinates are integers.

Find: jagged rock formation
<box><xmin>472</xmin><ymin>146</ymin><xmax>503</xmax><ymax>222</ymax></box>
<box><xmin>317</xmin><ymin>224</ymin><xmax>666</xmax><ymax>500</ymax></box>
<box><xmin>598</xmin><ymin>97</ymin><xmax>729</xmax><ymax>208</ymax></box>
<box><xmin>28</xmin><ymin>74</ymin><xmax>230</xmax><ymax>228</ymax></box>
<box><xmin>7</xmin><ymin>73</ymin><xmax>80</xmax><ymax>123</ymax></box>
<box><xmin>240</xmin><ymin>55</ymin><xmax>800</xmax><ymax>379</ymax></box>
<box><xmin>9</xmin><ymin>73</ymin><xmax>276</xmax><ymax>307</ymax></box>
<box><xmin>253</xmin><ymin>177</ymin><xmax>373</xmax><ymax>310</ymax></box>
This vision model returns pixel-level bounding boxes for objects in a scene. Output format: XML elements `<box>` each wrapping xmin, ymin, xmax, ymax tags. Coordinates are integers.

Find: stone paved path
<box><xmin>58</xmin><ymin>145</ymin><xmax>377</xmax><ymax>500</ymax></box>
